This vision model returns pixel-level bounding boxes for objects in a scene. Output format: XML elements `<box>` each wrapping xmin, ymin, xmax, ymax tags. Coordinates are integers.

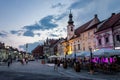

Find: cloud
<box><xmin>10</xmin><ymin>30</ymin><xmax>24</xmax><ymax>36</ymax></box>
<box><xmin>23</xmin><ymin>15</ymin><xmax>59</xmax><ymax>32</ymax></box>
<box><xmin>10</xmin><ymin>30</ymin><xmax>18</xmax><ymax>34</ymax></box>
<box><xmin>23</xmin><ymin>30</ymin><xmax>34</xmax><ymax>37</ymax></box>
<box><xmin>0</xmin><ymin>31</ymin><xmax>7</xmax><ymax>37</ymax></box>
<box><xmin>36</xmin><ymin>33</ymin><xmax>41</xmax><ymax>36</ymax></box>
<box><xmin>49</xmin><ymin>33</ymin><xmax>58</xmax><ymax>37</ymax></box>
<box><xmin>9</xmin><ymin>13</ymin><xmax>67</xmax><ymax>38</ymax></box>
<box><xmin>68</xmin><ymin>0</ymin><xmax>93</xmax><ymax>9</ymax></box>
<box><xmin>55</xmin><ymin>13</ymin><xmax>67</xmax><ymax>21</ymax></box>
<box><xmin>23</xmin><ymin>14</ymin><xmax>66</xmax><ymax>31</ymax></box>
<box><xmin>23</xmin><ymin>23</ymin><xmax>41</xmax><ymax>31</ymax></box>
<box><xmin>11</xmin><ymin>14</ymin><xmax>64</xmax><ymax>37</ymax></box>
<box><xmin>39</xmin><ymin>15</ymin><xmax>58</xmax><ymax>29</ymax></box>
<box><xmin>51</xmin><ymin>3</ymin><xmax>65</xmax><ymax>8</ymax></box>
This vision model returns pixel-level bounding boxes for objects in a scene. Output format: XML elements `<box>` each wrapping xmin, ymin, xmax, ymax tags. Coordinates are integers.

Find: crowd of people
<box><xmin>6</xmin><ymin>54</ymin><xmax>29</xmax><ymax>67</ymax></box>
<box><xmin>49</xmin><ymin>56</ymin><xmax>120</xmax><ymax>73</ymax></box>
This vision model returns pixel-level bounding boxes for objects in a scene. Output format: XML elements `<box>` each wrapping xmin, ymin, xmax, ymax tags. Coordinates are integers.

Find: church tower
<box><xmin>67</xmin><ymin>10</ymin><xmax>75</xmax><ymax>40</ymax></box>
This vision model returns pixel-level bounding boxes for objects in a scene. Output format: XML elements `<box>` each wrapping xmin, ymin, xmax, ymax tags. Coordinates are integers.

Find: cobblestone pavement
<box><xmin>0</xmin><ymin>61</ymin><xmax>120</xmax><ymax>80</ymax></box>
<box><xmin>0</xmin><ymin>71</ymin><xmax>93</xmax><ymax>80</ymax></box>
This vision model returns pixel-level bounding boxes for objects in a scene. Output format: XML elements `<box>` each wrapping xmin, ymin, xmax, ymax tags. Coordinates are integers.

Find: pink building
<box><xmin>95</xmin><ymin>13</ymin><xmax>120</xmax><ymax>49</ymax></box>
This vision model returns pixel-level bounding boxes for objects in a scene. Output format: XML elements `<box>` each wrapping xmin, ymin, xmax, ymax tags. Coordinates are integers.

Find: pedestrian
<box><xmin>25</xmin><ymin>58</ymin><xmax>28</xmax><ymax>64</ymax></box>
<box><xmin>20</xmin><ymin>58</ymin><xmax>25</xmax><ymax>65</ymax></box>
<box><xmin>57</xmin><ymin>59</ymin><xmax>60</xmax><ymax>67</ymax></box>
<box><xmin>7</xmin><ymin>55</ymin><xmax>12</xmax><ymax>67</ymax></box>
<box><xmin>54</xmin><ymin>58</ymin><xmax>58</xmax><ymax>70</ymax></box>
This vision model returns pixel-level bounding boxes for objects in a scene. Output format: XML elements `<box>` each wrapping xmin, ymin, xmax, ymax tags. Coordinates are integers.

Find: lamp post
<box><xmin>63</xmin><ymin>41</ymin><xmax>69</xmax><ymax>69</ymax></box>
<box><xmin>65</xmin><ymin>41</ymin><xmax>69</xmax><ymax>59</ymax></box>
<box><xmin>89</xmin><ymin>47</ymin><xmax>94</xmax><ymax>74</ymax></box>
<box><xmin>74</xmin><ymin>45</ymin><xmax>76</xmax><ymax>62</ymax></box>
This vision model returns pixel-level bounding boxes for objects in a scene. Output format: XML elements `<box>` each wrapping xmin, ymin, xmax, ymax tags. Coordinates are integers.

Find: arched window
<box><xmin>104</xmin><ymin>33</ymin><xmax>110</xmax><ymax>44</ymax></box>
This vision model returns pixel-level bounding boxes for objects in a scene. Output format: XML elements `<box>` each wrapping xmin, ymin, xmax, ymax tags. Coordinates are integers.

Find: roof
<box><xmin>97</xmin><ymin>13</ymin><xmax>120</xmax><ymax>32</ymax></box>
<box><xmin>114</xmin><ymin>19</ymin><xmax>120</xmax><ymax>26</ymax></box>
<box><xmin>32</xmin><ymin>45</ymin><xmax>44</xmax><ymax>55</ymax></box>
<box><xmin>75</xmin><ymin>20</ymin><xmax>92</xmax><ymax>36</ymax></box>
<box><xmin>75</xmin><ymin>15</ymin><xmax>100</xmax><ymax>37</ymax></box>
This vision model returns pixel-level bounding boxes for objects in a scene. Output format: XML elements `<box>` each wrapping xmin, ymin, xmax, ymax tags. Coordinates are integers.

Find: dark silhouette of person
<box><xmin>7</xmin><ymin>55</ymin><xmax>12</xmax><ymax>67</ymax></box>
<box><xmin>54</xmin><ymin>58</ymin><xmax>58</xmax><ymax>70</ymax></box>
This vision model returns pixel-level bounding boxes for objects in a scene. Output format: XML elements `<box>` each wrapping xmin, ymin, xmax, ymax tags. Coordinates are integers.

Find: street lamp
<box><xmin>65</xmin><ymin>41</ymin><xmax>69</xmax><ymax>59</ymax></box>
<box><xmin>74</xmin><ymin>45</ymin><xmax>76</xmax><ymax>62</ymax></box>
<box><xmin>89</xmin><ymin>47</ymin><xmax>94</xmax><ymax>74</ymax></box>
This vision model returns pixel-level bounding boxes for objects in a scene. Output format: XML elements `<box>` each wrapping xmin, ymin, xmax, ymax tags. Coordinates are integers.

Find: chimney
<box><xmin>94</xmin><ymin>14</ymin><xmax>97</xmax><ymax>18</ymax></box>
<box><xmin>112</xmin><ymin>13</ymin><xmax>115</xmax><ymax>16</ymax></box>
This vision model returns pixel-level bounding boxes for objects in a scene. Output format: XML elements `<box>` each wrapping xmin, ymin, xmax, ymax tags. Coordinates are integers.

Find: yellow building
<box><xmin>62</xmin><ymin>13</ymin><xmax>100</xmax><ymax>55</ymax></box>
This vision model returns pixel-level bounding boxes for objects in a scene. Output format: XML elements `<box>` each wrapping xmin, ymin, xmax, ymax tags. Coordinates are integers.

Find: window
<box><xmin>71</xmin><ymin>46</ymin><xmax>73</xmax><ymax>51</ymax></box>
<box><xmin>78</xmin><ymin>44</ymin><xmax>80</xmax><ymax>50</ymax></box>
<box><xmin>71</xmin><ymin>26</ymin><xmax>73</xmax><ymax>31</ymax></box>
<box><xmin>116</xmin><ymin>35</ymin><xmax>120</xmax><ymax>41</ymax></box>
<box><xmin>83</xmin><ymin>47</ymin><xmax>85</xmax><ymax>51</ymax></box>
<box><xmin>74</xmin><ymin>45</ymin><xmax>76</xmax><ymax>51</ymax></box>
<box><xmin>98</xmin><ymin>39</ymin><xmax>101</xmax><ymax>45</ymax></box>
<box><xmin>88</xmin><ymin>32</ymin><xmax>90</xmax><ymax>37</ymax></box>
<box><xmin>105</xmin><ymin>37</ymin><xmax>109</xmax><ymax>43</ymax></box>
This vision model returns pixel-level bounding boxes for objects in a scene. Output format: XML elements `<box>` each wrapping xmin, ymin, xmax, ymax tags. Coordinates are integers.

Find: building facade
<box><xmin>62</xmin><ymin>12</ymin><xmax>100</xmax><ymax>56</ymax></box>
<box><xmin>41</xmin><ymin>12</ymin><xmax>120</xmax><ymax>57</ymax></box>
<box><xmin>95</xmin><ymin>13</ymin><xmax>120</xmax><ymax>50</ymax></box>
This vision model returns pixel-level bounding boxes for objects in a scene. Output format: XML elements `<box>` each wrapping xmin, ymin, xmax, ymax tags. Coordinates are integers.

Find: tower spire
<box><xmin>70</xmin><ymin>9</ymin><xmax>71</xmax><ymax>14</ymax></box>
<box><xmin>68</xmin><ymin>9</ymin><xmax>74</xmax><ymax>24</ymax></box>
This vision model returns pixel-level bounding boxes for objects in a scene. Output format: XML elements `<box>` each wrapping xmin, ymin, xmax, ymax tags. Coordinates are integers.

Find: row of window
<box><xmin>72</xmin><ymin>44</ymin><xmax>93</xmax><ymax>51</ymax></box>
<box><xmin>70</xmin><ymin>35</ymin><xmax>120</xmax><ymax>51</ymax></box>
<box><xmin>71</xmin><ymin>44</ymin><xmax>81</xmax><ymax>51</ymax></box>
<box><xmin>98</xmin><ymin>34</ymin><xmax>120</xmax><ymax>45</ymax></box>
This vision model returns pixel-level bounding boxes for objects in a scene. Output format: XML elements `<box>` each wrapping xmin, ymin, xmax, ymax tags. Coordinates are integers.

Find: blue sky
<box><xmin>0</xmin><ymin>0</ymin><xmax>120</xmax><ymax>52</ymax></box>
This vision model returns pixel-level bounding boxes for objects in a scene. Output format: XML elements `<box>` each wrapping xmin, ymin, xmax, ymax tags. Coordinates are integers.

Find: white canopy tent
<box><xmin>93</xmin><ymin>49</ymin><xmax>120</xmax><ymax>57</ymax></box>
<box><xmin>66</xmin><ymin>53</ymin><xmax>75</xmax><ymax>58</ymax></box>
<box><xmin>76</xmin><ymin>51</ymin><xmax>90</xmax><ymax>57</ymax></box>
<box><xmin>58</xmin><ymin>55</ymin><xmax>65</xmax><ymax>58</ymax></box>
<box><xmin>66</xmin><ymin>51</ymin><xmax>91</xmax><ymax>58</ymax></box>
<box><xmin>48</xmin><ymin>55</ymin><xmax>65</xmax><ymax>59</ymax></box>
<box><xmin>48</xmin><ymin>55</ymin><xmax>59</xmax><ymax>59</ymax></box>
